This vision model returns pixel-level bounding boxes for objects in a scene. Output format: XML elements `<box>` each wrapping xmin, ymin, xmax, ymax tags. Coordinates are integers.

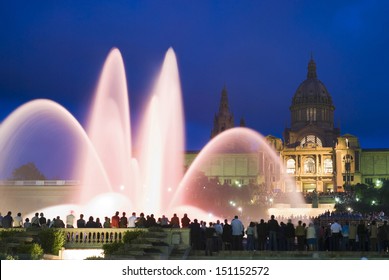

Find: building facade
<box><xmin>185</xmin><ymin>57</ymin><xmax>389</xmax><ymax>193</ymax></box>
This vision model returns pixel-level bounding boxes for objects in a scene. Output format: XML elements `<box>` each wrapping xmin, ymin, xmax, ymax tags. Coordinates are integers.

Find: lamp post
<box><xmin>344</xmin><ymin>138</ymin><xmax>352</xmax><ymax>191</ymax></box>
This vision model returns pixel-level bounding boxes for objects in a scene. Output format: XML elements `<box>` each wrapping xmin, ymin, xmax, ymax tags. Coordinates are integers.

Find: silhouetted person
<box><xmin>189</xmin><ymin>219</ymin><xmax>202</xmax><ymax>250</ymax></box>
<box><xmin>2</xmin><ymin>211</ymin><xmax>13</xmax><ymax>229</ymax></box>
<box><xmin>111</xmin><ymin>211</ymin><xmax>120</xmax><ymax>228</ymax></box>
<box><xmin>267</xmin><ymin>215</ymin><xmax>279</xmax><ymax>251</ymax></box>
<box><xmin>256</xmin><ymin>219</ymin><xmax>268</xmax><ymax>251</ymax></box>
<box><xmin>205</xmin><ymin>222</ymin><xmax>216</xmax><ymax>256</ymax></box>
<box><xmin>119</xmin><ymin>212</ymin><xmax>128</xmax><ymax>228</ymax></box>
<box><xmin>285</xmin><ymin>219</ymin><xmax>295</xmax><ymax>251</ymax></box>
<box><xmin>77</xmin><ymin>214</ymin><xmax>86</xmax><ymax>228</ymax></box>
<box><xmin>170</xmin><ymin>213</ymin><xmax>180</xmax><ymax>228</ymax></box>
<box><xmin>222</xmin><ymin>219</ymin><xmax>232</xmax><ymax>250</ymax></box>
<box><xmin>231</xmin><ymin>215</ymin><xmax>244</xmax><ymax>250</ymax></box>
<box><xmin>181</xmin><ymin>213</ymin><xmax>191</xmax><ymax>228</ymax></box>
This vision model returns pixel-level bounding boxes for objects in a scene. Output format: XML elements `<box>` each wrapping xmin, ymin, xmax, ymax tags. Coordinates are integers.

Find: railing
<box><xmin>63</xmin><ymin>228</ymin><xmax>132</xmax><ymax>247</ymax></box>
<box><xmin>64</xmin><ymin>228</ymin><xmax>190</xmax><ymax>249</ymax></box>
<box><xmin>0</xmin><ymin>227</ymin><xmax>190</xmax><ymax>249</ymax></box>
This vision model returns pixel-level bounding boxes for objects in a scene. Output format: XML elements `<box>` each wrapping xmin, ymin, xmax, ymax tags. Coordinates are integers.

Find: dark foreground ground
<box><xmin>187</xmin><ymin>250</ymin><xmax>389</xmax><ymax>260</ymax></box>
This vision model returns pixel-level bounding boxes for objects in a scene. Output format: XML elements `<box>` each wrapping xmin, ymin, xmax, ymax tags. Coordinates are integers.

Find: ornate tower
<box><xmin>284</xmin><ymin>56</ymin><xmax>340</xmax><ymax>147</ymax></box>
<box><xmin>282</xmin><ymin>56</ymin><xmax>340</xmax><ymax>193</ymax></box>
<box><xmin>211</xmin><ymin>86</ymin><xmax>234</xmax><ymax>138</ymax></box>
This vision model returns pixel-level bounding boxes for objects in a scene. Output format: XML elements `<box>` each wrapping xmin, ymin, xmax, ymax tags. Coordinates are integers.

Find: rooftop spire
<box><xmin>219</xmin><ymin>85</ymin><xmax>230</xmax><ymax>114</ymax></box>
<box><xmin>307</xmin><ymin>54</ymin><xmax>317</xmax><ymax>79</ymax></box>
<box><xmin>211</xmin><ymin>86</ymin><xmax>234</xmax><ymax>138</ymax></box>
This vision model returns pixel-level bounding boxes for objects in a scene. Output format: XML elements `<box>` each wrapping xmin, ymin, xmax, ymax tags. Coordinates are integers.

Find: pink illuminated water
<box><xmin>74</xmin><ymin>48</ymin><xmax>185</xmax><ymax>217</ymax></box>
<box><xmin>135</xmin><ymin>48</ymin><xmax>185</xmax><ymax>214</ymax></box>
<box><xmin>173</xmin><ymin>127</ymin><xmax>305</xmax><ymax>220</ymax></box>
<box><xmin>77</xmin><ymin>48</ymin><xmax>133</xmax><ymax>203</ymax></box>
<box><xmin>0</xmin><ymin>47</ymin><xmax>307</xmax><ymax>222</ymax></box>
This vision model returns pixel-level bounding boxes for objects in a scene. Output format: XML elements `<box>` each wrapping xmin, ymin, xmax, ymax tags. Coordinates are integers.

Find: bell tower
<box><xmin>211</xmin><ymin>86</ymin><xmax>234</xmax><ymax>138</ymax></box>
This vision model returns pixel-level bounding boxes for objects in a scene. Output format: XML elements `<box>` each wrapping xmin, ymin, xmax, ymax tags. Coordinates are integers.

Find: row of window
<box><xmin>365</xmin><ymin>178</ymin><xmax>387</xmax><ymax>185</ymax></box>
<box><xmin>286</xmin><ymin>158</ymin><xmax>333</xmax><ymax>174</ymax></box>
<box><xmin>343</xmin><ymin>175</ymin><xmax>354</xmax><ymax>182</ymax></box>
<box><xmin>293</xmin><ymin>108</ymin><xmax>333</xmax><ymax>123</ymax></box>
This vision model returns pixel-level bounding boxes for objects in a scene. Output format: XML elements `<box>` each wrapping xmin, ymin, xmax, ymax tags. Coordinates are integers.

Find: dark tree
<box><xmin>379</xmin><ymin>180</ymin><xmax>389</xmax><ymax>205</ymax></box>
<box><xmin>11</xmin><ymin>162</ymin><xmax>47</xmax><ymax>180</ymax></box>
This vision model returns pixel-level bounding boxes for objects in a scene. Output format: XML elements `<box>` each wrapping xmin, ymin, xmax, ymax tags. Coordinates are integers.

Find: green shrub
<box><xmin>122</xmin><ymin>230</ymin><xmax>145</xmax><ymax>244</ymax></box>
<box><xmin>30</xmin><ymin>243</ymin><xmax>44</xmax><ymax>260</ymax></box>
<box><xmin>0</xmin><ymin>229</ymin><xmax>23</xmax><ymax>241</ymax></box>
<box><xmin>102</xmin><ymin>242</ymin><xmax>123</xmax><ymax>255</ymax></box>
<box><xmin>0</xmin><ymin>253</ymin><xmax>15</xmax><ymax>260</ymax></box>
<box><xmin>38</xmin><ymin>229</ymin><xmax>65</xmax><ymax>255</ymax></box>
<box><xmin>17</xmin><ymin>243</ymin><xmax>44</xmax><ymax>260</ymax></box>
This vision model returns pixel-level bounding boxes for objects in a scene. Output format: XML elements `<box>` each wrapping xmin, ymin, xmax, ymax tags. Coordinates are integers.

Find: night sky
<box><xmin>1</xmin><ymin>0</ymin><xmax>389</xmax><ymax>151</ymax></box>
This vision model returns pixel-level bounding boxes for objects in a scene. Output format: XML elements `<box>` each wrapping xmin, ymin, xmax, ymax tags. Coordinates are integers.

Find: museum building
<box><xmin>185</xmin><ymin>57</ymin><xmax>389</xmax><ymax>193</ymax></box>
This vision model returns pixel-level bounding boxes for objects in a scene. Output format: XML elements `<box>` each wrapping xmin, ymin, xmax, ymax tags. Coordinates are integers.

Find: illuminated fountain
<box><xmin>0</xmin><ymin>47</ymin><xmax>309</xmax><ymax>222</ymax></box>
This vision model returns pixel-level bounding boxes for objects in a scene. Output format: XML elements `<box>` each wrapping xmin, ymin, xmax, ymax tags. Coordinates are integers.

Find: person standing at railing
<box><xmin>135</xmin><ymin>212</ymin><xmax>146</xmax><ymax>228</ymax></box>
<box><xmin>2</xmin><ymin>211</ymin><xmax>13</xmax><ymax>229</ymax></box>
<box><xmin>103</xmin><ymin>217</ymin><xmax>111</xmax><ymax>228</ymax></box>
<box><xmin>39</xmin><ymin>213</ymin><xmax>47</xmax><ymax>228</ymax></box>
<box><xmin>204</xmin><ymin>222</ymin><xmax>216</xmax><ymax>256</ymax></box>
<box><xmin>31</xmin><ymin>212</ymin><xmax>40</xmax><ymax>228</ymax></box>
<box><xmin>330</xmin><ymin>219</ymin><xmax>342</xmax><ymax>251</ymax></box>
<box><xmin>285</xmin><ymin>219</ymin><xmax>295</xmax><ymax>251</ymax></box>
<box><xmin>357</xmin><ymin>220</ymin><xmax>367</xmax><ymax>251</ymax></box>
<box><xmin>77</xmin><ymin>214</ymin><xmax>86</xmax><ymax>228</ymax></box>
<box><xmin>348</xmin><ymin>221</ymin><xmax>357</xmax><ymax>251</ymax></box>
<box><xmin>231</xmin><ymin>215</ymin><xmax>244</xmax><ymax>250</ymax></box>
<box><xmin>128</xmin><ymin>212</ymin><xmax>137</xmax><ymax>228</ymax></box>
<box><xmin>85</xmin><ymin>216</ymin><xmax>97</xmax><ymax>228</ymax></box>
<box><xmin>170</xmin><ymin>213</ymin><xmax>180</xmax><ymax>228</ymax></box>
<box><xmin>119</xmin><ymin>212</ymin><xmax>128</xmax><ymax>228</ymax></box>
<box><xmin>181</xmin><ymin>213</ymin><xmax>191</xmax><ymax>228</ymax></box>
<box><xmin>66</xmin><ymin>210</ymin><xmax>75</xmax><ymax>228</ymax></box>
<box><xmin>95</xmin><ymin>217</ymin><xmax>102</xmax><ymax>228</ymax></box>
<box><xmin>160</xmin><ymin>215</ymin><xmax>169</xmax><ymax>228</ymax></box>
<box><xmin>267</xmin><ymin>215</ymin><xmax>279</xmax><ymax>251</ymax></box>
<box><xmin>23</xmin><ymin>218</ymin><xmax>32</xmax><ymax>228</ymax></box>
<box><xmin>53</xmin><ymin>216</ymin><xmax>65</xmax><ymax>228</ymax></box>
<box><xmin>341</xmin><ymin>221</ymin><xmax>350</xmax><ymax>250</ymax></box>
<box><xmin>111</xmin><ymin>211</ymin><xmax>120</xmax><ymax>228</ymax></box>
<box><xmin>369</xmin><ymin>220</ymin><xmax>378</xmax><ymax>251</ymax></box>
<box><xmin>295</xmin><ymin>220</ymin><xmax>306</xmax><ymax>251</ymax></box>
<box><xmin>13</xmin><ymin>213</ymin><xmax>23</xmax><ymax>228</ymax></box>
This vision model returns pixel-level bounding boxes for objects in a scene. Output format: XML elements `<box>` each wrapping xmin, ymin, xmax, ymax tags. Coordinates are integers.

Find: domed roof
<box><xmin>292</xmin><ymin>57</ymin><xmax>333</xmax><ymax>106</ymax></box>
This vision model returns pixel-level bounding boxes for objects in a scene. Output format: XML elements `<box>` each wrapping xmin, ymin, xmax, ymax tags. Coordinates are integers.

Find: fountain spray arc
<box><xmin>76</xmin><ymin>47</ymin><xmax>185</xmax><ymax>218</ymax></box>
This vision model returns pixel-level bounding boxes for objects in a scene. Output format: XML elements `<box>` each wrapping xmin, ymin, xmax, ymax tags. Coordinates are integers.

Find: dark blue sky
<box><xmin>1</xmin><ymin>0</ymin><xmax>389</xmax><ymax>150</ymax></box>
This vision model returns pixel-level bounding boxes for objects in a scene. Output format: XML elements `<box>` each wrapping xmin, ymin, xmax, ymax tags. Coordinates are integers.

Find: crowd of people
<box><xmin>0</xmin><ymin>210</ymin><xmax>193</xmax><ymax>230</ymax></box>
<box><xmin>1</xmin><ymin>209</ymin><xmax>389</xmax><ymax>255</ymax></box>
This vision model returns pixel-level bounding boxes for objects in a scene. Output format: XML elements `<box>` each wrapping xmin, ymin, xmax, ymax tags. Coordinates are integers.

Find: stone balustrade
<box><xmin>0</xmin><ymin>227</ymin><xmax>190</xmax><ymax>250</ymax></box>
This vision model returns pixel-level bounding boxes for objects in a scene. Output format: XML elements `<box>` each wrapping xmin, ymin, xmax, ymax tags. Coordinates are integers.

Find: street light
<box><xmin>237</xmin><ymin>207</ymin><xmax>243</xmax><ymax>217</ymax></box>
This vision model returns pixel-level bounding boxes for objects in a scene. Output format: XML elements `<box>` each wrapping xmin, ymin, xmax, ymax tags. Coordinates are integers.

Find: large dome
<box><xmin>292</xmin><ymin>58</ymin><xmax>334</xmax><ymax>107</ymax></box>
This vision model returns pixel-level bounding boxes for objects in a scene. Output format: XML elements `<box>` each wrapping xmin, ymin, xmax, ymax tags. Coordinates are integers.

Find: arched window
<box><xmin>324</xmin><ymin>158</ymin><xmax>333</xmax><ymax>174</ymax></box>
<box><xmin>304</xmin><ymin>157</ymin><xmax>315</xmax><ymax>174</ymax></box>
<box><xmin>343</xmin><ymin>154</ymin><xmax>353</xmax><ymax>172</ymax></box>
<box><xmin>306</xmin><ymin>107</ymin><xmax>316</xmax><ymax>121</ymax></box>
<box><xmin>286</xmin><ymin>159</ymin><xmax>296</xmax><ymax>174</ymax></box>
<box><xmin>300</xmin><ymin>135</ymin><xmax>323</xmax><ymax>148</ymax></box>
